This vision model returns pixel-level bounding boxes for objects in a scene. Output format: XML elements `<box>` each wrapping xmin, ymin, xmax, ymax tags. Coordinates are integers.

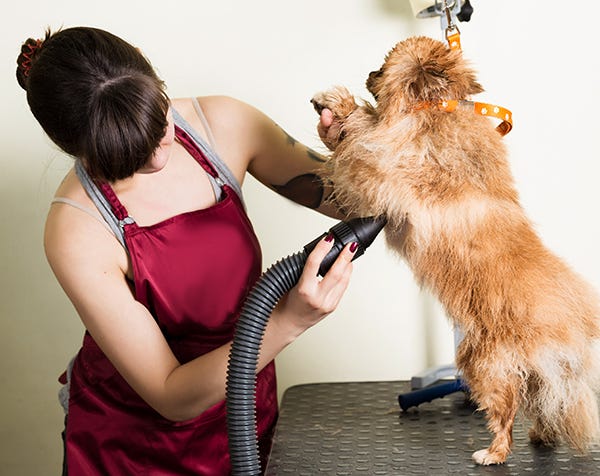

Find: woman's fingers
<box><xmin>317</xmin><ymin>242</ymin><xmax>355</xmax><ymax>309</ymax></box>
<box><xmin>317</xmin><ymin>109</ymin><xmax>334</xmax><ymax>137</ymax></box>
<box><xmin>302</xmin><ymin>234</ymin><xmax>335</xmax><ymax>278</ymax></box>
<box><xmin>299</xmin><ymin>237</ymin><xmax>356</xmax><ymax>312</ymax></box>
<box><xmin>317</xmin><ymin>109</ymin><xmax>343</xmax><ymax>151</ymax></box>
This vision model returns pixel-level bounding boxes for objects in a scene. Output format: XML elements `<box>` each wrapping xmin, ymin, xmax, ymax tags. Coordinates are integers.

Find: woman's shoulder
<box><xmin>52</xmin><ymin>167</ymin><xmax>88</xmax><ymax>202</ymax></box>
<box><xmin>45</xmin><ymin>168</ymin><xmax>128</xmax><ymax>276</ymax></box>
<box><xmin>171</xmin><ymin>95</ymin><xmax>273</xmax><ymax>181</ymax></box>
<box><xmin>47</xmin><ymin>167</ymin><xmax>102</xmax><ymax>230</ymax></box>
<box><xmin>172</xmin><ymin>95</ymin><xmax>266</xmax><ymax>128</ymax></box>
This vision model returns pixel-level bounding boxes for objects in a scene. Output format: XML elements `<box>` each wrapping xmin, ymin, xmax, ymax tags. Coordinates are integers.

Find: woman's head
<box><xmin>16</xmin><ymin>27</ymin><xmax>170</xmax><ymax>181</ymax></box>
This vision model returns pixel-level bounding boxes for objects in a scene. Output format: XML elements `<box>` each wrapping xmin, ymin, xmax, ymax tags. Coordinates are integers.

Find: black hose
<box><xmin>226</xmin><ymin>216</ymin><xmax>387</xmax><ymax>475</ymax></box>
<box><xmin>226</xmin><ymin>251</ymin><xmax>307</xmax><ymax>475</ymax></box>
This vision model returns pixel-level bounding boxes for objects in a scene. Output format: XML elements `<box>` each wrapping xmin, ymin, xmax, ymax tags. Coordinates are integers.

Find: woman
<box><xmin>17</xmin><ymin>26</ymin><xmax>354</xmax><ymax>475</ymax></box>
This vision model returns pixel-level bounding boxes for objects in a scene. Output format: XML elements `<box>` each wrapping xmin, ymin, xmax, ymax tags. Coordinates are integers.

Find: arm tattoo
<box><xmin>274</xmin><ymin>122</ymin><xmax>297</xmax><ymax>147</ymax></box>
<box><xmin>272</xmin><ymin>173</ymin><xmax>325</xmax><ymax>209</ymax></box>
<box><xmin>307</xmin><ymin>148</ymin><xmax>326</xmax><ymax>163</ymax></box>
<box><xmin>274</xmin><ymin>121</ymin><xmax>327</xmax><ymax>163</ymax></box>
<box><xmin>284</xmin><ymin>131</ymin><xmax>297</xmax><ymax>147</ymax></box>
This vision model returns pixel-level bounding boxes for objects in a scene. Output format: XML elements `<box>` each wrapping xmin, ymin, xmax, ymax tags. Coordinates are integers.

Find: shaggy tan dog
<box><xmin>311</xmin><ymin>35</ymin><xmax>600</xmax><ymax>465</ymax></box>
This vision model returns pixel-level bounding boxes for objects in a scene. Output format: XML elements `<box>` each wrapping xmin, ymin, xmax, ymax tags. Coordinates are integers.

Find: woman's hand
<box><xmin>317</xmin><ymin>108</ymin><xmax>343</xmax><ymax>151</ymax></box>
<box><xmin>272</xmin><ymin>234</ymin><xmax>356</xmax><ymax>339</ymax></box>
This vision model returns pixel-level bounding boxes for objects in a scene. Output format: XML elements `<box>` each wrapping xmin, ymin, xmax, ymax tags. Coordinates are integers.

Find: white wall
<box><xmin>2</xmin><ymin>1</ymin><xmax>599</xmax><ymax>473</ymax></box>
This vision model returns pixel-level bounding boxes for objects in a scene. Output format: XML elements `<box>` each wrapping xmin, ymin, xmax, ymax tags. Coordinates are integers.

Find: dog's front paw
<box><xmin>311</xmin><ymin>86</ymin><xmax>357</xmax><ymax>120</ymax></box>
<box><xmin>311</xmin><ymin>87</ymin><xmax>358</xmax><ymax>151</ymax></box>
<box><xmin>472</xmin><ymin>449</ymin><xmax>507</xmax><ymax>466</ymax></box>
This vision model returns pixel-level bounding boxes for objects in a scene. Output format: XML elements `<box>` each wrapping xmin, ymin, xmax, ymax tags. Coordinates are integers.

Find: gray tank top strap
<box><xmin>191</xmin><ymin>97</ymin><xmax>218</xmax><ymax>151</ymax></box>
<box><xmin>172</xmin><ymin>107</ymin><xmax>246</xmax><ymax>209</ymax></box>
<box><xmin>75</xmin><ymin>160</ymin><xmax>127</xmax><ymax>249</ymax></box>
<box><xmin>75</xmin><ymin>103</ymin><xmax>245</xmax><ymax>250</ymax></box>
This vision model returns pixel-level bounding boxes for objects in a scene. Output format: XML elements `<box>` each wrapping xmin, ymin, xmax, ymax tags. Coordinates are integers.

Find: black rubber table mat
<box><xmin>265</xmin><ymin>381</ymin><xmax>600</xmax><ymax>475</ymax></box>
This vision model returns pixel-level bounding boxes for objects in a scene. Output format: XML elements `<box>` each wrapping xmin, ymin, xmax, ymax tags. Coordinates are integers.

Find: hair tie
<box><xmin>21</xmin><ymin>39</ymin><xmax>43</xmax><ymax>77</ymax></box>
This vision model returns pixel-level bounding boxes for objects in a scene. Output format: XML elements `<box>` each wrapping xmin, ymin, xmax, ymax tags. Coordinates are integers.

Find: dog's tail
<box><xmin>526</xmin><ymin>340</ymin><xmax>600</xmax><ymax>452</ymax></box>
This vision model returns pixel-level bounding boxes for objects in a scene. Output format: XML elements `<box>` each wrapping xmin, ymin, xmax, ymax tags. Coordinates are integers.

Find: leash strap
<box><xmin>439</xmin><ymin>100</ymin><xmax>513</xmax><ymax>135</ymax></box>
<box><xmin>446</xmin><ymin>29</ymin><xmax>461</xmax><ymax>51</ymax></box>
<box><xmin>438</xmin><ymin>1</ymin><xmax>512</xmax><ymax>135</ymax></box>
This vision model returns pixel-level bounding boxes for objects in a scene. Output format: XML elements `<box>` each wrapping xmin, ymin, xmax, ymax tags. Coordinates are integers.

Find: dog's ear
<box><xmin>366</xmin><ymin>68</ymin><xmax>383</xmax><ymax>100</ymax></box>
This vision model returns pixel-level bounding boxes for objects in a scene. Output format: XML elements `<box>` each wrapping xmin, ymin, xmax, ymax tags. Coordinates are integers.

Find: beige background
<box><xmin>2</xmin><ymin>1</ymin><xmax>599</xmax><ymax>473</ymax></box>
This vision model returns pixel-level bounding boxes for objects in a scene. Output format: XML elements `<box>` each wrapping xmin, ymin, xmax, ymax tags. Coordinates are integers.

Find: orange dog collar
<box><xmin>414</xmin><ymin>99</ymin><xmax>513</xmax><ymax>136</ymax></box>
<box><xmin>439</xmin><ymin>99</ymin><xmax>513</xmax><ymax>135</ymax></box>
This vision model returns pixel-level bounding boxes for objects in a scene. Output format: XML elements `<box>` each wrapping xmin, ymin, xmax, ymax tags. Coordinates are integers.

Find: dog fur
<box><xmin>311</xmin><ymin>35</ymin><xmax>600</xmax><ymax>465</ymax></box>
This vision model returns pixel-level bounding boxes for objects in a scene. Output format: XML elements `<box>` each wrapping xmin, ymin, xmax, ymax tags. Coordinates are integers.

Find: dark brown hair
<box><xmin>17</xmin><ymin>27</ymin><xmax>170</xmax><ymax>181</ymax></box>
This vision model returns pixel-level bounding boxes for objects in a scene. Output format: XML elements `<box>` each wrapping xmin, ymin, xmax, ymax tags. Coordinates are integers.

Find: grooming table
<box><xmin>265</xmin><ymin>381</ymin><xmax>600</xmax><ymax>475</ymax></box>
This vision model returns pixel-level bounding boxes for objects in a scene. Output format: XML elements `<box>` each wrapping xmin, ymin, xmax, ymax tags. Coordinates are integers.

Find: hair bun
<box><xmin>16</xmin><ymin>37</ymin><xmax>45</xmax><ymax>90</ymax></box>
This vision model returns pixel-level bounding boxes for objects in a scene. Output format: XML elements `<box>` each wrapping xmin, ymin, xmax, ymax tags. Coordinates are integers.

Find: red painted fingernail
<box><xmin>324</xmin><ymin>233</ymin><xmax>334</xmax><ymax>243</ymax></box>
<box><xmin>350</xmin><ymin>242</ymin><xmax>358</xmax><ymax>253</ymax></box>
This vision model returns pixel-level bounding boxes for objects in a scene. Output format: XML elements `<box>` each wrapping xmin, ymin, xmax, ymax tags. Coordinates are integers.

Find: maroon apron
<box><xmin>64</xmin><ymin>125</ymin><xmax>278</xmax><ymax>475</ymax></box>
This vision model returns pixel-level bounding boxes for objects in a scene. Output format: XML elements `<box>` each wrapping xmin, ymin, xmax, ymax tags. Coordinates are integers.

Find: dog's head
<box><xmin>366</xmin><ymin>36</ymin><xmax>483</xmax><ymax>112</ymax></box>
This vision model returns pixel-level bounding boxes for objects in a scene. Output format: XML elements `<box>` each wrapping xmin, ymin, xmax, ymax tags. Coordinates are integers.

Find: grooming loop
<box><xmin>438</xmin><ymin>0</ymin><xmax>462</xmax><ymax>50</ymax></box>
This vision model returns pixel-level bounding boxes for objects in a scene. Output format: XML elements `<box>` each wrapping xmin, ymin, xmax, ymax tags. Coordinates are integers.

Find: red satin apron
<box><xmin>64</xmin><ymin>125</ymin><xmax>278</xmax><ymax>475</ymax></box>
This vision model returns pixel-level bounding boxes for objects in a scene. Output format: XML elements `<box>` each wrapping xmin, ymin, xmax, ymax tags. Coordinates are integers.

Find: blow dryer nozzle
<box><xmin>304</xmin><ymin>216</ymin><xmax>387</xmax><ymax>276</ymax></box>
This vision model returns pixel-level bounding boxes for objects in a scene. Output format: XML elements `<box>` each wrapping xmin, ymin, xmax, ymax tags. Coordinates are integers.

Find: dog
<box><xmin>311</xmin><ymin>35</ymin><xmax>600</xmax><ymax>465</ymax></box>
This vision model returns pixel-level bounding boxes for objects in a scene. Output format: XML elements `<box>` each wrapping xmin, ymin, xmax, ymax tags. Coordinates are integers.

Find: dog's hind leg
<box><xmin>561</xmin><ymin>384</ymin><xmax>600</xmax><ymax>451</ymax></box>
<box><xmin>527</xmin><ymin>348</ymin><xmax>600</xmax><ymax>451</ymax></box>
<box><xmin>528</xmin><ymin>416</ymin><xmax>559</xmax><ymax>447</ymax></box>
<box><xmin>461</xmin><ymin>353</ymin><xmax>524</xmax><ymax>466</ymax></box>
<box><xmin>471</xmin><ymin>376</ymin><xmax>521</xmax><ymax>465</ymax></box>
<box><xmin>525</xmin><ymin>375</ymin><xmax>561</xmax><ymax>447</ymax></box>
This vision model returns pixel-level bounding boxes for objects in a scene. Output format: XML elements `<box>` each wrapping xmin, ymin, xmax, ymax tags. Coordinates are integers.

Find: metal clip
<box><xmin>443</xmin><ymin>0</ymin><xmax>455</xmax><ymax>28</ymax></box>
<box><xmin>118</xmin><ymin>216</ymin><xmax>136</xmax><ymax>229</ymax></box>
<box><xmin>436</xmin><ymin>0</ymin><xmax>461</xmax><ymax>39</ymax></box>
